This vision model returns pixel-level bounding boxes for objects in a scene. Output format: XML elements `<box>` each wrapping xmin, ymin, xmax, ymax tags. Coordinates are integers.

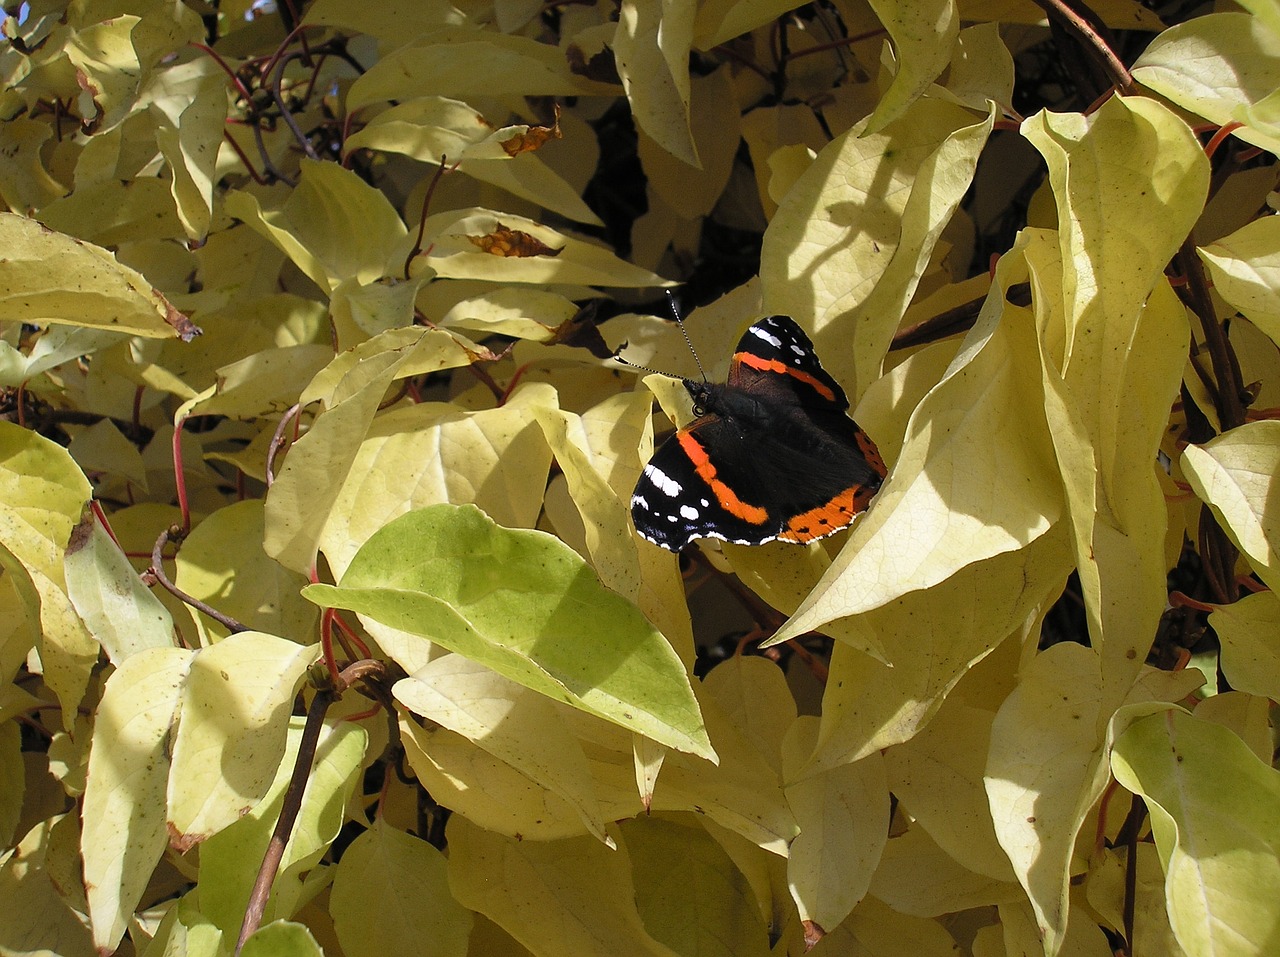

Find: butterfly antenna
<box><xmin>666</xmin><ymin>290</ymin><xmax>707</xmax><ymax>382</ymax></box>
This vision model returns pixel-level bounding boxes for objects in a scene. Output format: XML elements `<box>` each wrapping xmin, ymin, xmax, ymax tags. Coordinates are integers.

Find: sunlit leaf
<box><xmin>1198</xmin><ymin>215</ymin><xmax>1280</xmax><ymax>348</ymax></box>
<box><xmin>166</xmin><ymin>632</ymin><xmax>317</xmax><ymax>850</ymax></box>
<box><xmin>81</xmin><ymin>647</ymin><xmax>191</xmax><ymax>953</ymax></box>
<box><xmin>1112</xmin><ymin>710</ymin><xmax>1280</xmax><ymax>957</ymax></box>
<box><xmin>1208</xmin><ymin>590</ymin><xmax>1280</xmax><ymax>701</ymax></box>
<box><xmin>761</xmin><ymin>96</ymin><xmax>993</xmax><ymax>398</ymax></box>
<box><xmin>1181</xmin><ymin>420</ymin><xmax>1280</xmax><ymax>593</ymax></box>
<box><xmin>64</xmin><ymin>506</ymin><xmax>174</xmax><ymax>663</ymax></box>
<box><xmin>0</xmin><ymin>213</ymin><xmax>197</xmax><ymax>339</ymax></box>
<box><xmin>864</xmin><ymin>0</ymin><xmax>960</xmax><ymax>134</ymax></box>
<box><xmin>1132</xmin><ymin>12</ymin><xmax>1280</xmax><ymax>154</ymax></box>
<box><xmin>784</xmin><ymin>717</ymin><xmax>889</xmax><ymax>933</ymax></box>
<box><xmin>197</xmin><ymin>717</ymin><xmax>366</xmax><ymax>934</ymax></box>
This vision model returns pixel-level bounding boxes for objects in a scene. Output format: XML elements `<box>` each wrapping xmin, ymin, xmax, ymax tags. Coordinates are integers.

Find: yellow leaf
<box><xmin>0</xmin><ymin>213</ymin><xmax>197</xmax><ymax>339</ymax></box>
<box><xmin>165</xmin><ymin>632</ymin><xmax>316</xmax><ymax>849</ymax></box>
<box><xmin>863</xmin><ymin>0</ymin><xmax>960</xmax><ymax>134</ymax></box>
<box><xmin>784</xmin><ymin>717</ymin><xmax>889</xmax><ymax>932</ymax></box>
<box><xmin>1133</xmin><ymin>12</ymin><xmax>1280</xmax><ymax>155</ymax></box>
<box><xmin>1198</xmin><ymin>215</ymin><xmax>1280</xmax><ymax>348</ymax></box>
<box><xmin>82</xmin><ymin>647</ymin><xmax>192</xmax><ymax>953</ymax></box>
<box><xmin>448</xmin><ymin>816</ymin><xmax>682</xmax><ymax>957</ymax></box>
<box><xmin>614</xmin><ymin>0</ymin><xmax>699</xmax><ymax>167</ymax></box>
<box><xmin>761</xmin><ymin>96</ymin><xmax>994</xmax><ymax>399</ymax></box>
<box><xmin>1209</xmin><ymin>591</ymin><xmax>1280</xmax><ymax>700</ymax></box>
<box><xmin>1181</xmin><ymin>420</ymin><xmax>1280</xmax><ymax>592</ymax></box>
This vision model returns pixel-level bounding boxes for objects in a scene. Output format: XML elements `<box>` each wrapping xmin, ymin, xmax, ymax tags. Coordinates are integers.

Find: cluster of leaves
<box><xmin>1</xmin><ymin>0</ymin><xmax>1278</xmax><ymax>956</ymax></box>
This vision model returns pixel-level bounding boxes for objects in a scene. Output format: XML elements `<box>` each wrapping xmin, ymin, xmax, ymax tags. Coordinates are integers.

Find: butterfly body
<box><xmin>631</xmin><ymin>316</ymin><xmax>886</xmax><ymax>551</ymax></box>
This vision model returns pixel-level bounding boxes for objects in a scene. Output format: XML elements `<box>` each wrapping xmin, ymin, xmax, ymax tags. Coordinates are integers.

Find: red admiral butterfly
<box><xmin>630</xmin><ymin>315</ymin><xmax>886</xmax><ymax>551</ymax></box>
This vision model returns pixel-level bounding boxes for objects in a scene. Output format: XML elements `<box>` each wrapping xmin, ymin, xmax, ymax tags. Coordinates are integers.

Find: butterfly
<box><xmin>629</xmin><ymin>315</ymin><xmax>886</xmax><ymax>551</ymax></box>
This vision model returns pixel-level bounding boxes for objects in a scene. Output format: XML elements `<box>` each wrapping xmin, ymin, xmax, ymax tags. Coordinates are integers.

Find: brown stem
<box><xmin>1029</xmin><ymin>0</ymin><xmax>1133</xmax><ymax>94</ymax></box>
<box><xmin>149</xmin><ymin>527</ymin><xmax>250</xmax><ymax>634</ymax></box>
<box><xmin>266</xmin><ymin>403</ymin><xmax>302</xmax><ymax>487</ymax></box>
<box><xmin>1176</xmin><ymin>240</ymin><xmax>1246</xmax><ymax>432</ymax></box>
<box><xmin>235</xmin><ymin>688</ymin><xmax>334</xmax><ymax>955</ymax></box>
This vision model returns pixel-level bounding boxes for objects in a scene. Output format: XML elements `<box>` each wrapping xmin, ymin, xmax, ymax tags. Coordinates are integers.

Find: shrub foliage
<box><xmin>1</xmin><ymin>2</ymin><xmax>1278</xmax><ymax>956</ymax></box>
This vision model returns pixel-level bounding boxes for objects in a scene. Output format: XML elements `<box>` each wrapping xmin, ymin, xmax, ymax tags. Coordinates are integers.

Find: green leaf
<box><xmin>1181</xmin><ymin>420</ymin><xmax>1280</xmax><ymax>592</ymax></box>
<box><xmin>149</xmin><ymin>63</ymin><xmax>228</xmax><ymax>241</ymax></box>
<box><xmin>81</xmin><ymin>646</ymin><xmax>192</xmax><ymax>953</ymax></box>
<box><xmin>1111</xmin><ymin>710</ymin><xmax>1280</xmax><ymax>957</ymax></box>
<box><xmin>64</xmin><ymin>506</ymin><xmax>174</xmax><ymax>663</ymax></box>
<box><xmin>330</xmin><ymin>819</ymin><xmax>473</xmax><ymax>957</ymax></box>
<box><xmin>0</xmin><ymin>212</ymin><xmax>197</xmax><ymax>339</ymax></box>
<box><xmin>305</xmin><ymin>504</ymin><xmax>714</xmax><ymax>760</ymax></box>
<box><xmin>166</xmin><ymin>632</ymin><xmax>318</xmax><ymax>850</ymax></box>
<box><xmin>239</xmin><ymin>920</ymin><xmax>324</xmax><ymax>957</ymax></box>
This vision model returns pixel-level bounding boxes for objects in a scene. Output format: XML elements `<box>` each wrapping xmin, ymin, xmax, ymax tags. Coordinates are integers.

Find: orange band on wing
<box><xmin>733</xmin><ymin>352</ymin><xmax>837</xmax><ymax>402</ymax></box>
<box><xmin>676</xmin><ymin>431</ymin><xmax>769</xmax><ymax>525</ymax></box>
<box><xmin>777</xmin><ymin>484</ymin><xmax>876</xmax><ymax>543</ymax></box>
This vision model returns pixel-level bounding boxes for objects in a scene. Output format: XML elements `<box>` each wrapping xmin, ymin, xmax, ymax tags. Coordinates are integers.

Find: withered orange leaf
<box><xmin>500</xmin><ymin>104</ymin><xmax>563</xmax><ymax>157</ymax></box>
<box><xmin>467</xmin><ymin>223</ymin><xmax>562</xmax><ymax>257</ymax></box>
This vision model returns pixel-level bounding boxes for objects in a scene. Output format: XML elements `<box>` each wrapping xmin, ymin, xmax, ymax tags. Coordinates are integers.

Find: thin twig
<box><xmin>1029</xmin><ymin>0</ymin><xmax>1133</xmax><ymax>94</ymax></box>
<box><xmin>266</xmin><ymin>403</ymin><xmax>301</xmax><ymax>487</ymax></box>
<box><xmin>234</xmin><ymin>658</ymin><xmax>390</xmax><ymax>953</ymax></box>
<box><xmin>149</xmin><ymin>526</ymin><xmax>250</xmax><ymax>634</ymax></box>
<box><xmin>235</xmin><ymin>687</ymin><xmax>335</xmax><ymax>955</ymax></box>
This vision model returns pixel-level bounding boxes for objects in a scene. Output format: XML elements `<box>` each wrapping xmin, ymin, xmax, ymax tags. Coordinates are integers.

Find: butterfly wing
<box><xmin>630</xmin><ymin>315</ymin><xmax>886</xmax><ymax>550</ymax></box>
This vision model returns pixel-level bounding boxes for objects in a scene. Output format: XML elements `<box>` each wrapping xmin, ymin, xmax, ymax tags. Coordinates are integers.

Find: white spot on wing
<box><xmin>747</xmin><ymin>325</ymin><xmax>782</xmax><ymax>349</ymax></box>
<box><xmin>679</xmin><ymin>504</ymin><xmax>699</xmax><ymax>520</ymax></box>
<box><xmin>643</xmin><ymin>464</ymin><xmax>681</xmax><ymax>497</ymax></box>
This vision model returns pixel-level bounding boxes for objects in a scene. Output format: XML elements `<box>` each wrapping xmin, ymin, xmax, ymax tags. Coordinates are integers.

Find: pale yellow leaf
<box><xmin>1181</xmin><ymin>420</ymin><xmax>1280</xmax><ymax>592</ymax></box>
<box><xmin>761</xmin><ymin>96</ymin><xmax>993</xmax><ymax>399</ymax></box>
<box><xmin>0</xmin><ymin>213</ymin><xmax>196</xmax><ymax>339</ymax></box>
<box><xmin>1133</xmin><ymin>12</ymin><xmax>1280</xmax><ymax>155</ymax></box>
<box><xmin>394</xmin><ymin>655</ymin><xmax>609</xmax><ymax>841</ymax></box>
<box><xmin>784</xmin><ymin>717</ymin><xmax>889</xmax><ymax>932</ymax></box>
<box><xmin>870</xmin><ymin>825</ymin><xmax>1023</xmax><ymax>919</ymax></box>
<box><xmin>1198</xmin><ymin>215</ymin><xmax>1280</xmax><ymax>348</ymax></box>
<box><xmin>82</xmin><ymin>647</ymin><xmax>191</xmax><ymax>953</ymax></box>
<box><xmin>166</xmin><ymin>632</ymin><xmax>317</xmax><ymax>849</ymax></box>
<box><xmin>1208</xmin><ymin>590</ymin><xmax>1280</xmax><ymax>700</ymax></box>
<box><xmin>864</xmin><ymin>0</ymin><xmax>960</xmax><ymax>134</ymax></box>
<box><xmin>330</xmin><ymin>819</ymin><xmax>472</xmax><ymax>957</ymax></box>
<box><xmin>615</xmin><ymin>0</ymin><xmax>698</xmax><ymax>167</ymax></box>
